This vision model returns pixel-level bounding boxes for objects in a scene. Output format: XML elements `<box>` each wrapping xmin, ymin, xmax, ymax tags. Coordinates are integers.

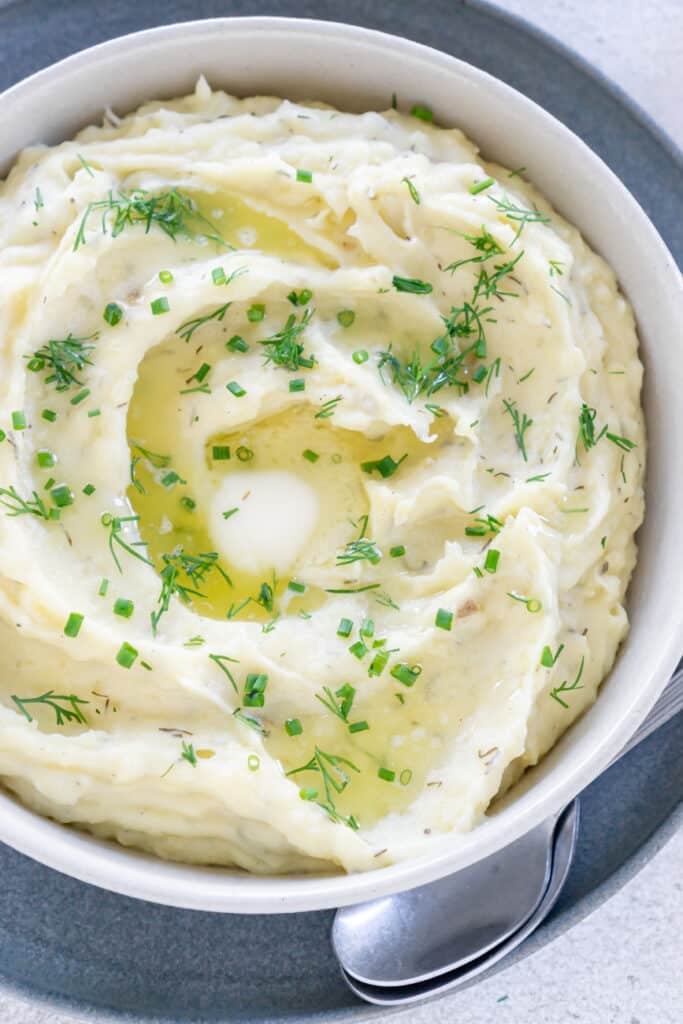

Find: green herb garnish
<box><xmin>12</xmin><ymin>691</ymin><xmax>88</xmax><ymax>725</ymax></box>
<box><xmin>550</xmin><ymin>656</ymin><xmax>585</xmax><ymax>709</ymax></box>
<box><xmin>502</xmin><ymin>398</ymin><xmax>533</xmax><ymax>461</ymax></box>
<box><xmin>392</xmin><ymin>275</ymin><xmax>433</xmax><ymax>294</ymax></box>
<box><xmin>74</xmin><ymin>188</ymin><xmax>226</xmax><ymax>251</ymax></box>
<box><xmin>26</xmin><ymin>333</ymin><xmax>98</xmax><ymax>392</ymax></box>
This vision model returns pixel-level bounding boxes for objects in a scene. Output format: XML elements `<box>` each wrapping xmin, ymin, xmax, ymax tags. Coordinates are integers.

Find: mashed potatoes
<box><xmin>0</xmin><ymin>81</ymin><xmax>644</xmax><ymax>873</ymax></box>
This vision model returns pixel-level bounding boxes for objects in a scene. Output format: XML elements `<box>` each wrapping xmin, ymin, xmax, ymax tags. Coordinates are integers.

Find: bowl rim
<box><xmin>0</xmin><ymin>14</ymin><xmax>682</xmax><ymax>914</ymax></box>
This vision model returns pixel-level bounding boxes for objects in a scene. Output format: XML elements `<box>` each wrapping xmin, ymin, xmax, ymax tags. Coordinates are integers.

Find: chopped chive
<box><xmin>469</xmin><ymin>177</ymin><xmax>495</xmax><ymax>195</ymax></box>
<box><xmin>98</xmin><ymin>578</ymin><xmax>109</xmax><ymax>597</ymax></box>
<box><xmin>402</xmin><ymin>176</ymin><xmax>420</xmax><ymax>204</ymax></box>
<box><xmin>287</xmin><ymin>288</ymin><xmax>313</xmax><ymax>306</ymax></box>
<box><xmin>161</xmin><ymin>470</ymin><xmax>185</xmax><ymax>488</ymax></box>
<box><xmin>180</xmin><ymin>496</ymin><xmax>196</xmax><ymax>512</ymax></box>
<box><xmin>484</xmin><ymin>549</ymin><xmax>500</xmax><ymax>573</ymax></box>
<box><xmin>212</xmin><ymin>445</ymin><xmax>231</xmax><ymax>461</ymax></box>
<box><xmin>368</xmin><ymin>650</ymin><xmax>390</xmax><ymax>676</ymax></box>
<box><xmin>191</xmin><ymin>362</ymin><xmax>212</xmax><ymax>384</ymax></box>
<box><xmin>541</xmin><ymin>643</ymin><xmax>564</xmax><ymax>668</ymax></box>
<box><xmin>82</xmin><ymin>483</ymin><xmax>96</xmax><ymax>496</ymax></box>
<box><xmin>435</xmin><ymin>608</ymin><xmax>453</xmax><ymax>631</ymax></box>
<box><xmin>116</xmin><ymin>641</ymin><xmax>138</xmax><ymax>669</ymax></box>
<box><xmin>70</xmin><ymin>388</ymin><xmax>90</xmax><ymax>406</ymax></box>
<box><xmin>103</xmin><ymin>302</ymin><xmax>123</xmax><ymax>326</ymax></box>
<box><xmin>236</xmin><ymin>446</ymin><xmax>253</xmax><ymax>462</ymax></box>
<box><xmin>390</xmin><ymin>663</ymin><xmax>422</xmax><ymax>687</ymax></box>
<box><xmin>158</xmin><ymin>270</ymin><xmax>174</xmax><ymax>285</ymax></box>
<box><xmin>400</xmin><ymin>768</ymin><xmax>413</xmax><ymax>785</ymax></box>
<box><xmin>288</xmin><ymin>580</ymin><xmax>306</xmax><ymax>593</ymax></box>
<box><xmin>410</xmin><ymin>104</ymin><xmax>433</xmax><ymax>122</ymax></box>
<box><xmin>64</xmin><ymin>612</ymin><xmax>84</xmax><ymax>638</ymax></box>
<box><xmin>87</xmin><ymin>408</ymin><xmax>101</xmax><ymax>418</ymax></box>
<box><xmin>246</xmin><ymin>753</ymin><xmax>260</xmax><ymax>772</ymax></box>
<box><xmin>44</xmin><ymin>477</ymin><xmax>56</xmax><ymax>491</ymax></box>
<box><xmin>302</xmin><ymin>449</ymin><xmax>319</xmax><ymax>463</ymax></box>
<box><xmin>389</xmin><ymin>544</ymin><xmax>406</xmax><ymax>558</ymax></box>
<box><xmin>349</xmin><ymin>641</ymin><xmax>369</xmax><ymax>659</ymax></box>
<box><xmin>285</xmin><ymin>717</ymin><xmax>303</xmax><ymax>737</ymax></box>
<box><xmin>150</xmin><ymin>297</ymin><xmax>170</xmax><ymax>315</ymax></box>
<box><xmin>42</xmin><ymin>409</ymin><xmax>57</xmax><ymax>422</ymax></box>
<box><xmin>378</xmin><ymin>767</ymin><xmax>396</xmax><ymax>782</ymax></box>
<box><xmin>244</xmin><ymin>672</ymin><xmax>269</xmax><ymax>708</ymax></box>
<box><xmin>392</xmin><ymin>275</ymin><xmax>433</xmax><ymax>294</ymax></box>
<box><xmin>11</xmin><ymin>411</ymin><xmax>26</xmax><ymax>430</ymax></box>
<box><xmin>296</xmin><ymin>168</ymin><xmax>313</xmax><ymax>183</ymax></box>
<box><xmin>337</xmin><ymin>618</ymin><xmax>353</xmax><ymax>638</ymax></box>
<box><xmin>50</xmin><ymin>484</ymin><xmax>73</xmax><ymax>508</ymax></box>
<box><xmin>0</xmin><ymin>430</ymin><xmax>5</xmax><ymax>443</ymax></box>
<box><xmin>507</xmin><ymin>592</ymin><xmax>543</xmax><ymax>613</ymax></box>
<box><xmin>212</xmin><ymin>267</ymin><xmax>226</xmax><ymax>285</ymax></box>
<box><xmin>361</xmin><ymin>453</ymin><xmax>407</xmax><ymax>478</ymax></box>
<box><xmin>113</xmin><ymin>598</ymin><xmax>134</xmax><ymax>619</ymax></box>
<box><xmin>226</xmin><ymin>381</ymin><xmax>246</xmax><ymax>397</ymax></box>
<box><xmin>227</xmin><ymin>335</ymin><xmax>249</xmax><ymax>353</ymax></box>
<box><xmin>337</xmin><ymin>309</ymin><xmax>355</xmax><ymax>328</ymax></box>
<box><xmin>247</xmin><ymin>304</ymin><xmax>265</xmax><ymax>322</ymax></box>
<box><xmin>359</xmin><ymin>618</ymin><xmax>375</xmax><ymax>637</ymax></box>
<box><xmin>36</xmin><ymin>450</ymin><xmax>56</xmax><ymax>469</ymax></box>
<box><xmin>222</xmin><ymin>507</ymin><xmax>239</xmax><ymax>520</ymax></box>
<box><xmin>299</xmin><ymin>787</ymin><xmax>319</xmax><ymax>801</ymax></box>
<box><xmin>289</xmin><ymin>378</ymin><xmax>306</xmax><ymax>392</ymax></box>
<box><xmin>352</xmin><ymin>349</ymin><xmax>369</xmax><ymax>364</ymax></box>
<box><xmin>349</xmin><ymin>720</ymin><xmax>370</xmax><ymax>734</ymax></box>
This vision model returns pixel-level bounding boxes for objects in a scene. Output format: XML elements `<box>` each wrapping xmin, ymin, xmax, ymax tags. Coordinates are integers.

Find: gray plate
<box><xmin>0</xmin><ymin>1</ymin><xmax>681</xmax><ymax>1022</ymax></box>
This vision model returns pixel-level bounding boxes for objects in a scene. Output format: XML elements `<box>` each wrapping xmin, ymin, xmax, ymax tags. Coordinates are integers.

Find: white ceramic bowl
<box><xmin>1</xmin><ymin>17</ymin><xmax>681</xmax><ymax>914</ymax></box>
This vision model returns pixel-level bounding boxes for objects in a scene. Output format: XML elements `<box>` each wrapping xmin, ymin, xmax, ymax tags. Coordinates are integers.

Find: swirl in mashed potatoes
<box><xmin>0</xmin><ymin>80</ymin><xmax>644</xmax><ymax>873</ymax></box>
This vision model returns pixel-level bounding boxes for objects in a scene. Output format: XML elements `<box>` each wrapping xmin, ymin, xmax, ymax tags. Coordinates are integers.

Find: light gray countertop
<box><xmin>0</xmin><ymin>2</ymin><xmax>680</xmax><ymax>1023</ymax></box>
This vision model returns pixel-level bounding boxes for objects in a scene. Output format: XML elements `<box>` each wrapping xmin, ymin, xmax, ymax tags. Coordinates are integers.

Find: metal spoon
<box><xmin>339</xmin><ymin>801</ymin><xmax>579</xmax><ymax>1006</ymax></box>
<box><xmin>333</xmin><ymin>667</ymin><xmax>683</xmax><ymax>1003</ymax></box>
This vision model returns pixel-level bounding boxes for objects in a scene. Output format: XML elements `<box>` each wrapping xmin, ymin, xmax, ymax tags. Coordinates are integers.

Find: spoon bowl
<box><xmin>333</xmin><ymin>811</ymin><xmax>559</xmax><ymax>986</ymax></box>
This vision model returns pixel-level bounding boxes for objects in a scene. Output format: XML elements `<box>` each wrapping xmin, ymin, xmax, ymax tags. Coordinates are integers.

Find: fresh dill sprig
<box><xmin>12</xmin><ymin>691</ymin><xmax>89</xmax><ymax>726</ymax></box>
<box><xmin>487</xmin><ymin>194</ymin><xmax>551</xmax><ymax>242</ymax></box>
<box><xmin>550</xmin><ymin>656</ymin><xmax>585</xmax><ymax>709</ymax></box>
<box><xmin>377</xmin><ymin>298</ymin><xmax>494</xmax><ymax>402</ymax></box>
<box><xmin>208</xmin><ymin>653</ymin><xmax>240</xmax><ymax>693</ymax></box>
<box><xmin>129</xmin><ymin>442</ymin><xmax>171</xmax><ymax>468</ymax></box>
<box><xmin>151</xmin><ymin>549</ymin><xmax>232</xmax><ymax>634</ymax></box>
<box><xmin>337</xmin><ymin>539</ymin><xmax>382</xmax><ymax>566</ymax></box>
<box><xmin>0</xmin><ymin>486</ymin><xmax>53</xmax><ymax>520</ymax></box>
<box><xmin>577</xmin><ymin>403</ymin><xmax>636</xmax><ymax>454</ymax></box>
<box><xmin>472</xmin><ymin>251</ymin><xmax>524</xmax><ymax>301</ymax></box>
<box><xmin>502</xmin><ymin>398</ymin><xmax>533</xmax><ymax>461</ymax></box>
<box><xmin>176</xmin><ymin>303</ymin><xmax>231</xmax><ymax>344</ymax></box>
<box><xmin>465</xmin><ymin>513</ymin><xmax>503</xmax><ymax>537</ymax></box>
<box><xmin>260</xmin><ymin>309</ymin><xmax>314</xmax><ymax>371</ymax></box>
<box><xmin>445</xmin><ymin>226</ymin><xmax>505</xmax><ymax>273</ymax></box>
<box><xmin>287</xmin><ymin>746</ymin><xmax>360</xmax><ymax>829</ymax></box>
<box><xmin>102</xmin><ymin>512</ymin><xmax>153</xmax><ymax>573</ymax></box>
<box><xmin>26</xmin><ymin>333</ymin><xmax>98</xmax><ymax>392</ymax></box>
<box><xmin>73</xmin><ymin>188</ymin><xmax>227</xmax><ymax>251</ymax></box>
<box><xmin>373</xmin><ymin>589</ymin><xmax>400</xmax><ymax>610</ymax></box>
<box><xmin>315</xmin><ymin>684</ymin><xmax>356</xmax><ymax>722</ymax></box>
<box><xmin>315</xmin><ymin>396</ymin><xmax>342</xmax><ymax>419</ymax></box>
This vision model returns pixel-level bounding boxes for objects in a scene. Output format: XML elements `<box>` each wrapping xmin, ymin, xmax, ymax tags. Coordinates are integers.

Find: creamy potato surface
<box><xmin>0</xmin><ymin>82</ymin><xmax>644</xmax><ymax>872</ymax></box>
